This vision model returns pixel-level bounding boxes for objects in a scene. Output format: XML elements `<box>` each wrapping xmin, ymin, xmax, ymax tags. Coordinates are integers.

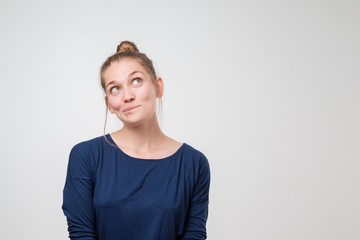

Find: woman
<box><xmin>62</xmin><ymin>41</ymin><xmax>210</xmax><ymax>240</ymax></box>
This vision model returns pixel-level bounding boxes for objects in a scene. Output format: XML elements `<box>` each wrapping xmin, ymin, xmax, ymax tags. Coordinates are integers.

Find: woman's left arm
<box><xmin>182</xmin><ymin>155</ymin><xmax>211</xmax><ymax>240</ymax></box>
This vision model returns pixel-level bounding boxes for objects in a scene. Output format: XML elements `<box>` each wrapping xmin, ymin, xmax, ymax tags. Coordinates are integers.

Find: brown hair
<box><xmin>100</xmin><ymin>41</ymin><xmax>159</xmax><ymax>95</ymax></box>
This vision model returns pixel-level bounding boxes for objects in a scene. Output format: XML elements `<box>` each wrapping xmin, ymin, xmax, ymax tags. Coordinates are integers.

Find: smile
<box><xmin>123</xmin><ymin>105</ymin><xmax>140</xmax><ymax>112</ymax></box>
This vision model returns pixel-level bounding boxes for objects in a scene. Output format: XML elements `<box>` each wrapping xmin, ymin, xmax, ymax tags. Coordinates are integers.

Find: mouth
<box><xmin>123</xmin><ymin>105</ymin><xmax>140</xmax><ymax>112</ymax></box>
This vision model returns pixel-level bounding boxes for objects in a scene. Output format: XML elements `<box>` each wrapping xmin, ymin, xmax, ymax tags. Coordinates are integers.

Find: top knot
<box><xmin>116</xmin><ymin>41</ymin><xmax>139</xmax><ymax>53</ymax></box>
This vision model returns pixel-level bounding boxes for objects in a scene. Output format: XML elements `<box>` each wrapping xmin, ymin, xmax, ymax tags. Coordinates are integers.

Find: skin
<box><xmin>103</xmin><ymin>59</ymin><xmax>182</xmax><ymax>159</ymax></box>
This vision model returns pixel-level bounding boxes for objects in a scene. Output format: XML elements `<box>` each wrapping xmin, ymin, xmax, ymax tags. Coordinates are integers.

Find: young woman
<box><xmin>62</xmin><ymin>41</ymin><xmax>210</xmax><ymax>239</ymax></box>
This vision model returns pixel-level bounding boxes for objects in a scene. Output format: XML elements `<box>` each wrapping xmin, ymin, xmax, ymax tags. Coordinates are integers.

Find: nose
<box><xmin>123</xmin><ymin>87</ymin><xmax>135</xmax><ymax>103</ymax></box>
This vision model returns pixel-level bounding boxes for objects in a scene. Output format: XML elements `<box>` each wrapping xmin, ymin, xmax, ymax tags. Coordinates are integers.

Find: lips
<box><xmin>123</xmin><ymin>105</ymin><xmax>140</xmax><ymax>112</ymax></box>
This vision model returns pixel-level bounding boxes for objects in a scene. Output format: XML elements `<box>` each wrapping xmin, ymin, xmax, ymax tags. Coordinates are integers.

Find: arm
<box><xmin>182</xmin><ymin>155</ymin><xmax>211</xmax><ymax>240</ymax></box>
<box><xmin>62</xmin><ymin>144</ymin><xmax>97</xmax><ymax>240</ymax></box>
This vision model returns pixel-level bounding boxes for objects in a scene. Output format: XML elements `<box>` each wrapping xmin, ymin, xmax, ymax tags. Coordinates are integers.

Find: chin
<box><xmin>119</xmin><ymin>115</ymin><xmax>144</xmax><ymax>125</ymax></box>
<box><xmin>124</xmin><ymin>115</ymin><xmax>156</xmax><ymax>127</ymax></box>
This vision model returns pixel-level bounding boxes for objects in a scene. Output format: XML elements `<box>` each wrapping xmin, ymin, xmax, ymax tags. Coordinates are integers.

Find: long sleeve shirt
<box><xmin>62</xmin><ymin>134</ymin><xmax>210</xmax><ymax>240</ymax></box>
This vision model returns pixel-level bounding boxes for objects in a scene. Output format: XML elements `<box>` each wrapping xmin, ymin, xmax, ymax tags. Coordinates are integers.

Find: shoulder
<box><xmin>67</xmin><ymin>135</ymin><xmax>108</xmax><ymax>178</ymax></box>
<box><xmin>70</xmin><ymin>135</ymin><xmax>107</xmax><ymax>155</ymax></box>
<box><xmin>181</xmin><ymin>143</ymin><xmax>211</xmax><ymax>187</ymax></box>
<box><xmin>182</xmin><ymin>143</ymin><xmax>208</xmax><ymax>161</ymax></box>
<box><xmin>181</xmin><ymin>143</ymin><xmax>210</xmax><ymax>171</ymax></box>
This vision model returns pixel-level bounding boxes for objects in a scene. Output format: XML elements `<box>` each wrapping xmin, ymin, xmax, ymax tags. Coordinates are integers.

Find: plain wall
<box><xmin>0</xmin><ymin>0</ymin><xmax>359</xmax><ymax>239</ymax></box>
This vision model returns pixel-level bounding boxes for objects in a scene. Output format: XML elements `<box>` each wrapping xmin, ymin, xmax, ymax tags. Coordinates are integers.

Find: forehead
<box><xmin>103</xmin><ymin>59</ymin><xmax>149</xmax><ymax>84</ymax></box>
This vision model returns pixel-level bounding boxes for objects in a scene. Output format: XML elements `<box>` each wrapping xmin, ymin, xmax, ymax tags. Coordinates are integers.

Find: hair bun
<box><xmin>116</xmin><ymin>41</ymin><xmax>139</xmax><ymax>53</ymax></box>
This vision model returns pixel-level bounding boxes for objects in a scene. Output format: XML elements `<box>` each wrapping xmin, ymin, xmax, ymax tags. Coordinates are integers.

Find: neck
<box><xmin>114</xmin><ymin>114</ymin><xmax>166</xmax><ymax>151</ymax></box>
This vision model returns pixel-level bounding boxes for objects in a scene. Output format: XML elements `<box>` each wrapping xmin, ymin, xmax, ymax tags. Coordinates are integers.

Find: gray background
<box><xmin>0</xmin><ymin>0</ymin><xmax>359</xmax><ymax>239</ymax></box>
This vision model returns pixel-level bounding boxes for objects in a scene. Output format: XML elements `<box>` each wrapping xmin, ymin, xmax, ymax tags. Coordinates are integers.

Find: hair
<box><xmin>100</xmin><ymin>41</ymin><xmax>158</xmax><ymax>95</ymax></box>
<box><xmin>100</xmin><ymin>41</ymin><xmax>163</xmax><ymax>145</ymax></box>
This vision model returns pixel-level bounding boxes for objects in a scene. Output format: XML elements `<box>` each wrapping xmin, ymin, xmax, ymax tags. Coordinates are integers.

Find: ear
<box><xmin>105</xmin><ymin>96</ymin><xmax>114</xmax><ymax>114</ymax></box>
<box><xmin>156</xmin><ymin>77</ymin><xmax>164</xmax><ymax>98</ymax></box>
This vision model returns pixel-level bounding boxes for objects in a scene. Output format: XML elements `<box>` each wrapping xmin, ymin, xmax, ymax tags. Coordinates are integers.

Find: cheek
<box><xmin>107</xmin><ymin>96</ymin><xmax>122</xmax><ymax>109</ymax></box>
<box><xmin>137</xmin><ymin>88</ymin><xmax>157</xmax><ymax>113</ymax></box>
<box><xmin>139</xmin><ymin>85</ymin><xmax>157</xmax><ymax>102</ymax></box>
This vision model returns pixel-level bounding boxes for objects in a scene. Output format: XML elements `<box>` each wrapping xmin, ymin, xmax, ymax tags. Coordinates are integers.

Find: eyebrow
<box><xmin>105</xmin><ymin>70</ymin><xmax>144</xmax><ymax>89</ymax></box>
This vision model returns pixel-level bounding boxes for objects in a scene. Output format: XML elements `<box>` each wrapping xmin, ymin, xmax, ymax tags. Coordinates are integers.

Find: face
<box><xmin>103</xmin><ymin>59</ymin><xmax>163</xmax><ymax>127</ymax></box>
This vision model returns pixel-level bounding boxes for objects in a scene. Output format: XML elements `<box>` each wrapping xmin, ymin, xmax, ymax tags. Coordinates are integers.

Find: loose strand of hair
<box><xmin>103</xmin><ymin>106</ymin><xmax>119</xmax><ymax>149</ymax></box>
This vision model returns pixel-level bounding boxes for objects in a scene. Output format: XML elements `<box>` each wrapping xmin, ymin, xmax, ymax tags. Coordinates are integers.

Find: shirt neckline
<box><xmin>105</xmin><ymin>133</ymin><xmax>186</xmax><ymax>161</ymax></box>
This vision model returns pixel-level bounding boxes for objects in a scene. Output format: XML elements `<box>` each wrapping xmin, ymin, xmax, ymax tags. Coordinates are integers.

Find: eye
<box><xmin>110</xmin><ymin>86</ymin><xmax>120</xmax><ymax>94</ymax></box>
<box><xmin>132</xmin><ymin>78</ymin><xmax>142</xmax><ymax>85</ymax></box>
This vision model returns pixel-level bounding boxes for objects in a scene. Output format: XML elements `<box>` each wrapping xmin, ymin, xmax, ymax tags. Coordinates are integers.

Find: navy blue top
<box><xmin>62</xmin><ymin>135</ymin><xmax>210</xmax><ymax>240</ymax></box>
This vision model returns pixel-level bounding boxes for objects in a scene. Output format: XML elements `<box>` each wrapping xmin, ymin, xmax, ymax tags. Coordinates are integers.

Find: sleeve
<box><xmin>182</xmin><ymin>154</ymin><xmax>211</xmax><ymax>240</ymax></box>
<box><xmin>62</xmin><ymin>143</ymin><xmax>97</xmax><ymax>240</ymax></box>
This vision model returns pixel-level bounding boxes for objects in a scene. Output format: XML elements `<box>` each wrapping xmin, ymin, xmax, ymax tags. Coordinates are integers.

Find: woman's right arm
<box><xmin>62</xmin><ymin>143</ymin><xmax>97</xmax><ymax>240</ymax></box>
